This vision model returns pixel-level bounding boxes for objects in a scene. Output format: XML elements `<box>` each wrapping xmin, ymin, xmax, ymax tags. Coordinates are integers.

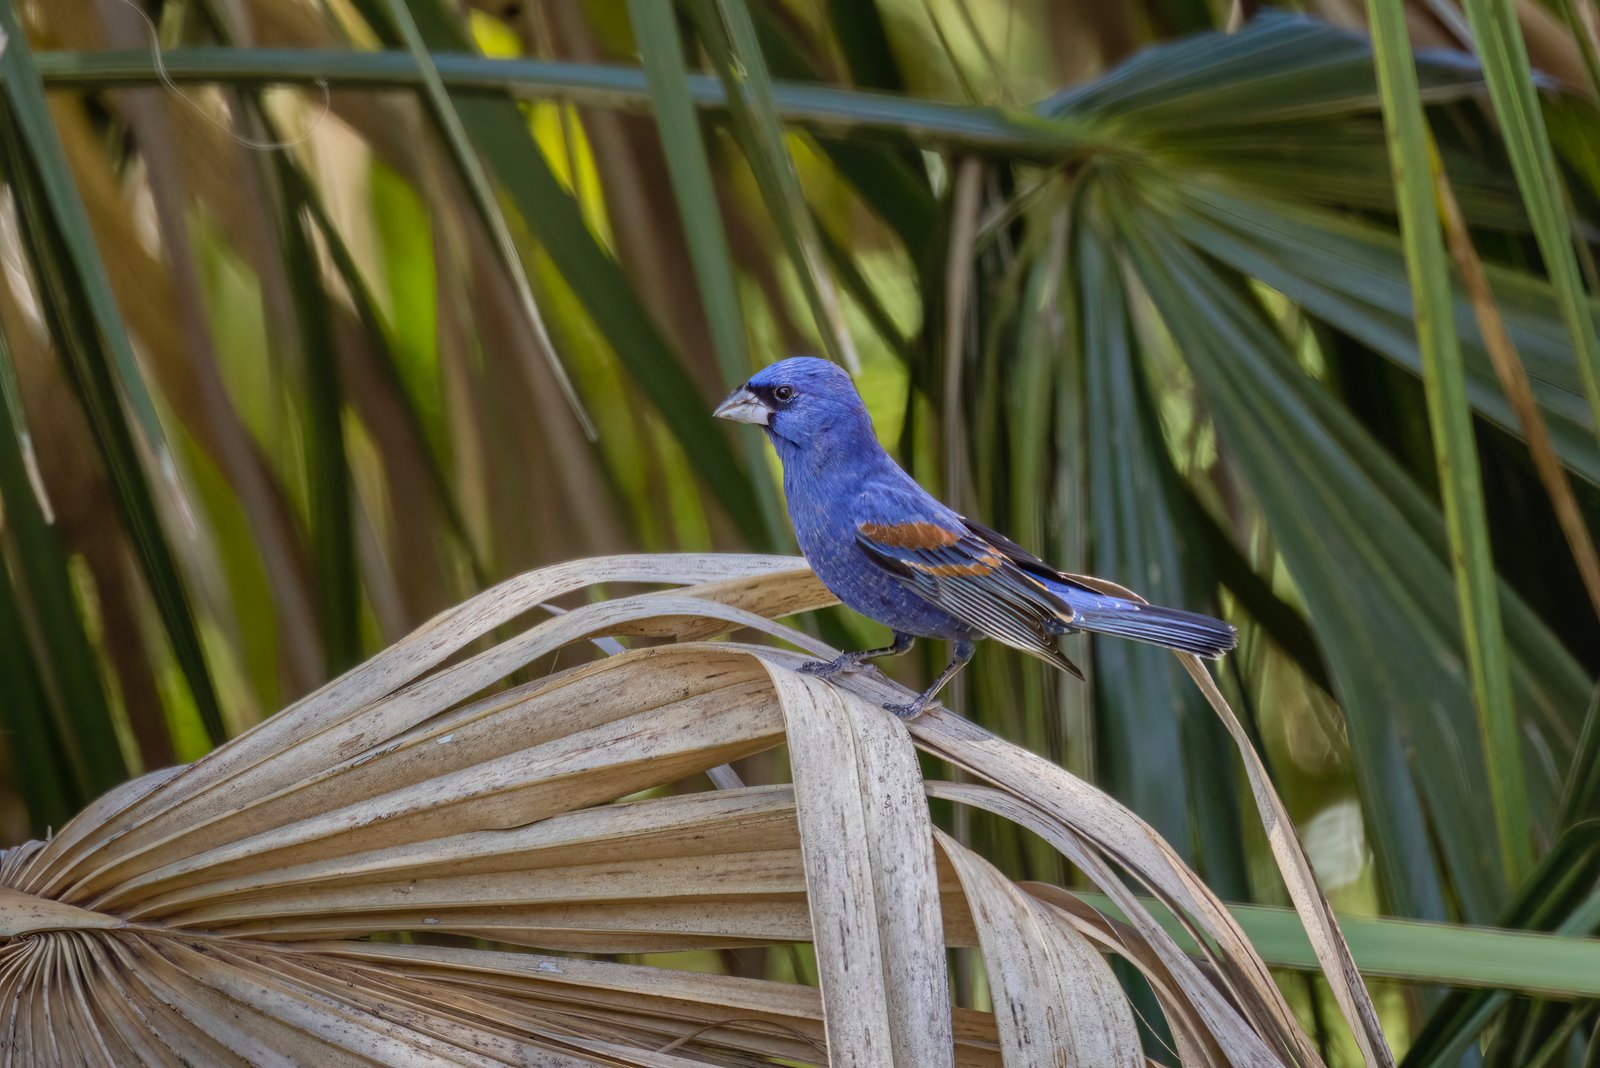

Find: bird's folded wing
<box><xmin>853</xmin><ymin>511</ymin><xmax>1084</xmax><ymax>677</ymax></box>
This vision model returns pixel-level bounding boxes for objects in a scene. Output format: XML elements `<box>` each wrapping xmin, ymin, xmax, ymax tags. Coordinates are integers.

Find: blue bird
<box><xmin>715</xmin><ymin>357</ymin><xmax>1236</xmax><ymax>718</ymax></box>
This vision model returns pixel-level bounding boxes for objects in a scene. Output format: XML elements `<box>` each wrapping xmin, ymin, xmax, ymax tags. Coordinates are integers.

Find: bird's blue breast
<box><xmin>780</xmin><ymin>452</ymin><xmax>974</xmax><ymax>640</ymax></box>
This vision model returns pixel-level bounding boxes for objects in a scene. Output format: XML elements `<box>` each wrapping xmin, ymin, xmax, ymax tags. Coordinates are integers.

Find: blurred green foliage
<box><xmin>3</xmin><ymin>0</ymin><xmax>1600</xmax><ymax>1062</ymax></box>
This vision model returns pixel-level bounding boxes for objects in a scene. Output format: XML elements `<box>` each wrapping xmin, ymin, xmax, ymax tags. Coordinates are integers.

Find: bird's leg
<box><xmin>884</xmin><ymin>639</ymin><xmax>976</xmax><ymax>719</ymax></box>
<box><xmin>800</xmin><ymin>630</ymin><xmax>915</xmax><ymax>679</ymax></box>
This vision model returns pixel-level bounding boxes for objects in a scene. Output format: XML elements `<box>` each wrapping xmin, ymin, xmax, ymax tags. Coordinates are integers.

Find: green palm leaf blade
<box><xmin>1074</xmin><ymin>888</ymin><xmax>1600</xmax><ymax>1000</ymax></box>
<box><xmin>1401</xmin><ymin>821</ymin><xmax>1600</xmax><ymax>1065</ymax></box>
<box><xmin>292</xmin><ymin>165</ymin><xmax>484</xmax><ymax>584</ymax></box>
<box><xmin>0</xmin><ymin>3</ymin><xmax>225</xmax><ymax>747</ymax></box>
<box><xmin>1457</xmin><ymin>0</ymin><xmax>1600</xmax><ymax>449</ymax></box>
<box><xmin>1155</xmin><ymin>190</ymin><xmax>1593</xmax><ymax>736</ymax></box>
<box><xmin>0</xmin><ymin>0</ymin><xmax>166</xmax><ymax>451</ymax></box>
<box><xmin>1154</xmin><ymin>122</ymin><xmax>1526</xmax><ymax>227</ymax></box>
<box><xmin>34</xmin><ymin>46</ymin><xmax>1081</xmax><ymax>160</ymax></box>
<box><xmin>822</xmin><ymin>0</ymin><xmax>908</xmax><ymax>94</ymax></box>
<box><xmin>1076</xmin><ymin>216</ymin><xmax>1248</xmax><ymax>897</ymax></box>
<box><xmin>628</xmin><ymin>0</ymin><xmax>787</xmax><ymax>546</ymax></box>
<box><xmin>1170</xmin><ymin>187</ymin><xmax>1600</xmax><ymax>486</ymax></box>
<box><xmin>25</xmin><ymin>13</ymin><xmax>1503</xmax><ymax>185</ymax></box>
<box><xmin>1109</xmin><ymin>194</ymin><xmax>1536</xmax><ymax>923</ymax></box>
<box><xmin>0</xmin><ymin>316</ymin><xmax>122</xmax><ymax>818</ymax></box>
<box><xmin>1041</xmin><ymin>13</ymin><xmax>1529</xmax><ymax>228</ymax></box>
<box><xmin>1562</xmin><ymin>692</ymin><xmax>1600</xmax><ymax>825</ymax></box>
<box><xmin>1132</xmin><ymin>198</ymin><xmax>1593</xmax><ymax>920</ymax></box>
<box><xmin>1433</xmin><ymin>711</ymin><xmax>1600</xmax><ymax>1062</ymax></box>
<box><xmin>1369</xmin><ymin>0</ymin><xmax>1528</xmax><ymax>885</ymax></box>
<box><xmin>686</xmin><ymin>0</ymin><xmax>858</xmax><ymax>372</ymax></box>
<box><xmin>1040</xmin><ymin>11</ymin><xmax>1492</xmax><ymax>127</ymax></box>
<box><xmin>997</xmin><ymin>212</ymin><xmax>1089</xmax><ymax>878</ymax></box>
<box><xmin>276</xmin><ymin>167</ymin><xmax>360</xmax><ymax>676</ymax></box>
<box><xmin>1546</xmin><ymin>96</ymin><xmax>1600</xmax><ymax>208</ymax></box>
<box><xmin>749</xmin><ymin>7</ymin><xmax>936</xmax><ymax>265</ymax></box>
<box><xmin>0</xmin><ymin>559</ymin><xmax>75</xmax><ymax>833</ymax></box>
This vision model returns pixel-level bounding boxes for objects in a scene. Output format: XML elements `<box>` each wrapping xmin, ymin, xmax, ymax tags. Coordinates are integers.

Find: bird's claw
<box><xmin>800</xmin><ymin>655</ymin><xmax>856</xmax><ymax>679</ymax></box>
<box><xmin>883</xmin><ymin>700</ymin><xmax>925</xmax><ymax>720</ymax></box>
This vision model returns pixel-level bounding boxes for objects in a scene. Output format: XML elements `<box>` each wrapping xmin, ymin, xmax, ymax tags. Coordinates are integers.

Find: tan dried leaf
<box><xmin>2</xmin><ymin>554</ymin><xmax>1359</xmax><ymax>1065</ymax></box>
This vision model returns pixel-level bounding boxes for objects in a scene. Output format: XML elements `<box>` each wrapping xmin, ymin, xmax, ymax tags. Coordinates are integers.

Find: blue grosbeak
<box><xmin>716</xmin><ymin>357</ymin><xmax>1235</xmax><ymax>717</ymax></box>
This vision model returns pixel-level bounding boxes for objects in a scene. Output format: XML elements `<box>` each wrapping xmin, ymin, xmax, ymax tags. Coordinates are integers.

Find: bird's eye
<box><xmin>772</xmin><ymin>385</ymin><xmax>796</xmax><ymax>403</ymax></box>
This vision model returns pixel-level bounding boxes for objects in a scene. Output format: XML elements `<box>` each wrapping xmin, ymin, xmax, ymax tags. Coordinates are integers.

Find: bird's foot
<box><xmin>882</xmin><ymin>699</ymin><xmax>927</xmax><ymax>720</ymax></box>
<box><xmin>799</xmin><ymin>654</ymin><xmax>860</xmax><ymax>680</ymax></box>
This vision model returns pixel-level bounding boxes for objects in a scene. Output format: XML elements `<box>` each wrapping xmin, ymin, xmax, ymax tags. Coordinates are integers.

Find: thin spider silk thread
<box><xmin>112</xmin><ymin>0</ymin><xmax>331</xmax><ymax>151</ymax></box>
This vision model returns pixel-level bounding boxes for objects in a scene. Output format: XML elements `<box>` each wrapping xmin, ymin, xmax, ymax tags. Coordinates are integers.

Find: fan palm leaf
<box><xmin>2</xmin><ymin>555</ymin><xmax>1359</xmax><ymax>1066</ymax></box>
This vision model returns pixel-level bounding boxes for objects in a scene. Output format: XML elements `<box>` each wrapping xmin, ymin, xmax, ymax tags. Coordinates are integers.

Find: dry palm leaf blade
<box><xmin>1</xmin><ymin>553</ymin><xmax>1374</xmax><ymax>1066</ymax></box>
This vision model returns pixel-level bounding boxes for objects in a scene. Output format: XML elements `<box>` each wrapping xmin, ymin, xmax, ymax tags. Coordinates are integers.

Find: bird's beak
<box><xmin>713</xmin><ymin>386</ymin><xmax>770</xmax><ymax>425</ymax></box>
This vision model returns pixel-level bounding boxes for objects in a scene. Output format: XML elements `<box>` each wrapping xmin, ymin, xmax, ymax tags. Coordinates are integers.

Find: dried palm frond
<box><xmin>2</xmin><ymin>555</ymin><xmax>1367</xmax><ymax>1065</ymax></box>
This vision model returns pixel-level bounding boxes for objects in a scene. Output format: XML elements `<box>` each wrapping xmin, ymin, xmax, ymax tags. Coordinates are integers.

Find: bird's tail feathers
<box><xmin>1058</xmin><ymin>593</ymin><xmax>1236</xmax><ymax>658</ymax></box>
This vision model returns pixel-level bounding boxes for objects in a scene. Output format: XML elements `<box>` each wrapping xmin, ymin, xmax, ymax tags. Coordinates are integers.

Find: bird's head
<box><xmin>714</xmin><ymin>357</ymin><xmax>875</xmax><ymax>454</ymax></box>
